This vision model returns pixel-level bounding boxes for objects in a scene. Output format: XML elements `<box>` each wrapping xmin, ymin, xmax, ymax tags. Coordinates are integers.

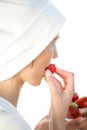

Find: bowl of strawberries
<box><xmin>66</xmin><ymin>92</ymin><xmax>87</xmax><ymax>121</ymax></box>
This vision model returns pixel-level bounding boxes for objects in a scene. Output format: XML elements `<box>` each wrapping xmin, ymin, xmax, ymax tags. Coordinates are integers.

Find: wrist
<box><xmin>49</xmin><ymin>116</ymin><xmax>65</xmax><ymax>130</ymax></box>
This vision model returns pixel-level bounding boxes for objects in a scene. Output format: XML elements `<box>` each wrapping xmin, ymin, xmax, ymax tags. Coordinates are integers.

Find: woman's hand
<box><xmin>45</xmin><ymin>67</ymin><xmax>74</xmax><ymax>130</ymax></box>
<box><xmin>34</xmin><ymin>115</ymin><xmax>49</xmax><ymax>130</ymax></box>
<box><xmin>65</xmin><ymin>117</ymin><xmax>87</xmax><ymax>130</ymax></box>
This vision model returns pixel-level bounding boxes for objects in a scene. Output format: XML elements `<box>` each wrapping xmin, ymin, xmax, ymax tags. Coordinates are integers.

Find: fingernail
<box><xmin>45</xmin><ymin>70</ymin><xmax>52</xmax><ymax>77</ymax></box>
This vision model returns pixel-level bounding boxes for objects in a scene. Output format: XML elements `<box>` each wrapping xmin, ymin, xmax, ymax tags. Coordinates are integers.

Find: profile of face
<box><xmin>19</xmin><ymin>36</ymin><xmax>59</xmax><ymax>86</ymax></box>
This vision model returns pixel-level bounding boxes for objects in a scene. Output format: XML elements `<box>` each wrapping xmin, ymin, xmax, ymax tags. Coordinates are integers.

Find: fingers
<box><xmin>65</xmin><ymin>117</ymin><xmax>84</xmax><ymax>130</ymax></box>
<box><xmin>55</xmin><ymin>67</ymin><xmax>74</xmax><ymax>88</ymax></box>
<box><xmin>55</xmin><ymin>67</ymin><xmax>75</xmax><ymax>96</ymax></box>
<box><xmin>76</xmin><ymin>118</ymin><xmax>87</xmax><ymax>130</ymax></box>
<box><xmin>66</xmin><ymin>117</ymin><xmax>87</xmax><ymax>130</ymax></box>
<box><xmin>45</xmin><ymin>68</ymin><xmax>75</xmax><ymax>129</ymax></box>
<box><xmin>45</xmin><ymin>70</ymin><xmax>62</xmax><ymax>96</ymax></box>
<box><xmin>54</xmin><ymin>77</ymin><xmax>64</xmax><ymax>91</ymax></box>
<box><xmin>45</xmin><ymin>69</ymin><xmax>64</xmax><ymax>122</ymax></box>
<box><xmin>73</xmin><ymin>117</ymin><xmax>84</xmax><ymax>125</ymax></box>
<box><xmin>45</xmin><ymin>67</ymin><xmax>75</xmax><ymax>99</ymax></box>
<box><xmin>45</xmin><ymin>67</ymin><xmax>74</xmax><ymax>101</ymax></box>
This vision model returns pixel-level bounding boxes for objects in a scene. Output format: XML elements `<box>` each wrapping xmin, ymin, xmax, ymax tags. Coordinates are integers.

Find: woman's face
<box><xmin>20</xmin><ymin>36</ymin><xmax>59</xmax><ymax>86</ymax></box>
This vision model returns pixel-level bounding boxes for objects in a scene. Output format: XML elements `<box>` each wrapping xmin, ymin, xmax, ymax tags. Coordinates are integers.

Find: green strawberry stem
<box><xmin>70</xmin><ymin>102</ymin><xmax>78</xmax><ymax>108</ymax></box>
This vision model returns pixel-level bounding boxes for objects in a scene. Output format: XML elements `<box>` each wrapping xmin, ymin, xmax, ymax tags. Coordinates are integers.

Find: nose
<box><xmin>52</xmin><ymin>44</ymin><xmax>58</xmax><ymax>58</ymax></box>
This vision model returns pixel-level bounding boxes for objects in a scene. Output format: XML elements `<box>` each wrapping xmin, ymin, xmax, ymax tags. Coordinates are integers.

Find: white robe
<box><xmin>0</xmin><ymin>97</ymin><xmax>31</xmax><ymax>130</ymax></box>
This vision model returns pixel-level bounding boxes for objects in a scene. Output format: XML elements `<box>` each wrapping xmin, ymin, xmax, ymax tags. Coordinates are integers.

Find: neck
<box><xmin>0</xmin><ymin>76</ymin><xmax>24</xmax><ymax>107</ymax></box>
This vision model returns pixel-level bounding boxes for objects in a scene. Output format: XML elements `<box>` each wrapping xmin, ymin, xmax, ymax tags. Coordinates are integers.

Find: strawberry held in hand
<box><xmin>72</xmin><ymin>92</ymin><xmax>79</xmax><ymax>102</ymax></box>
<box><xmin>67</xmin><ymin>102</ymin><xmax>80</xmax><ymax>119</ymax></box>
<box><xmin>75</xmin><ymin>96</ymin><xmax>87</xmax><ymax>108</ymax></box>
<box><xmin>46</xmin><ymin>64</ymin><xmax>56</xmax><ymax>73</ymax></box>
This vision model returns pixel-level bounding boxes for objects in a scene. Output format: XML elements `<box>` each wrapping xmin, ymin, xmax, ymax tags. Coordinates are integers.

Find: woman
<box><xmin>0</xmin><ymin>0</ymin><xmax>74</xmax><ymax>130</ymax></box>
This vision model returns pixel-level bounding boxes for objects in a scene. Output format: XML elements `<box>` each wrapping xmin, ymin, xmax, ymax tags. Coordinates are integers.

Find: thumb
<box><xmin>45</xmin><ymin>70</ymin><xmax>61</xmax><ymax>95</ymax></box>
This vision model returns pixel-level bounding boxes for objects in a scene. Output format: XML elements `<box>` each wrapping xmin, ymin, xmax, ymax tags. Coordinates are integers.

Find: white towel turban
<box><xmin>0</xmin><ymin>0</ymin><xmax>65</xmax><ymax>81</ymax></box>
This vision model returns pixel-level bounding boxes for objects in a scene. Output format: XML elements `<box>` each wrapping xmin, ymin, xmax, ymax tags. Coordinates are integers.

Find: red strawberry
<box><xmin>75</xmin><ymin>97</ymin><xmax>87</xmax><ymax>108</ymax></box>
<box><xmin>67</xmin><ymin>102</ymin><xmax>80</xmax><ymax>118</ymax></box>
<box><xmin>72</xmin><ymin>92</ymin><xmax>79</xmax><ymax>102</ymax></box>
<box><xmin>46</xmin><ymin>64</ymin><xmax>56</xmax><ymax>74</ymax></box>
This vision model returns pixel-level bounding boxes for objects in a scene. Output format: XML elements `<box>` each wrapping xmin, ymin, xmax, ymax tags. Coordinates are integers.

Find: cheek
<box><xmin>35</xmin><ymin>48</ymin><xmax>52</xmax><ymax>69</ymax></box>
<box><xmin>29</xmin><ymin>56</ymin><xmax>51</xmax><ymax>85</ymax></box>
<box><xmin>21</xmin><ymin>47</ymin><xmax>52</xmax><ymax>86</ymax></box>
<box><xmin>42</xmin><ymin>47</ymin><xmax>52</xmax><ymax>63</ymax></box>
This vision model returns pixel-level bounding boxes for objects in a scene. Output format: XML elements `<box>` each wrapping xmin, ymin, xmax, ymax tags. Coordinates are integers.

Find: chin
<box><xmin>26</xmin><ymin>73</ymin><xmax>44</xmax><ymax>86</ymax></box>
<box><xmin>27</xmin><ymin>79</ymin><xmax>42</xmax><ymax>87</ymax></box>
<box><xmin>33</xmin><ymin>82</ymin><xmax>41</xmax><ymax>86</ymax></box>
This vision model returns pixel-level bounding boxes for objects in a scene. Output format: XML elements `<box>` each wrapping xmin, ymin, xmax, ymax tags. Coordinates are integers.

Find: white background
<box><xmin>17</xmin><ymin>0</ymin><xmax>87</xmax><ymax>129</ymax></box>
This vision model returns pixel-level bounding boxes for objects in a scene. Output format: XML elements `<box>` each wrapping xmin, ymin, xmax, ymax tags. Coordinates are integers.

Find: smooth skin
<box><xmin>35</xmin><ymin>116</ymin><xmax>87</xmax><ymax>130</ymax></box>
<box><xmin>0</xmin><ymin>36</ymin><xmax>74</xmax><ymax>130</ymax></box>
<box><xmin>65</xmin><ymin>117</ymin><xmax>87</xmax><ymax>130</ymax></box>
<box><xmin>45</xmin><ymin>67</ymin><xmax>74</xmax><ymax>130</ymax></box>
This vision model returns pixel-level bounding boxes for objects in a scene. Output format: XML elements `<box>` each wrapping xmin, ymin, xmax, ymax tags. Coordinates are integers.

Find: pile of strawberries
<box><xmin>67</xmin><ymin>92</ymin><xmax>87</xmax><ymax>119</ymax></box>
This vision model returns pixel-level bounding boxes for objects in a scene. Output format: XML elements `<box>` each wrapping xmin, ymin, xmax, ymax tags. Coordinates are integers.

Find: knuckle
<box><xmin>69</xmin><ymin>72</ymin><xmax>74</xmax><ymax>78</ymax></box>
